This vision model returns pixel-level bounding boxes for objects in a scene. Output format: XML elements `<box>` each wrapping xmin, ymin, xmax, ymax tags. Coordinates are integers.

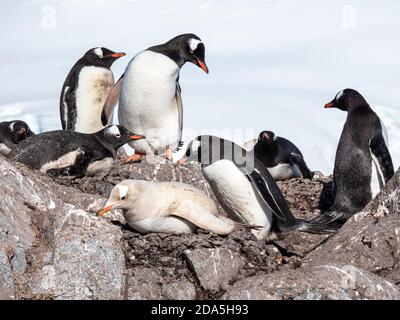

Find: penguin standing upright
<box><xmin>60</xmin><ymin>47</ymin><xmax>126</xmax><ymax>133</ymax></box>
<box><xmin>102</xmin><ymin>34</ymin><xmax>209</xmax><ymax>162</ymax></box>
<box><xmin>179</xmin><ymin>135</ymin><xmax>335</xmax><ymax>239</ymax></box>
<box><xmin>0</xmin><ymin>120</ymin><xmax>35</xmax><ymax>155</ymax></box>
<box><xmin>314</xmin><ymin>89</ymin><xmax>394</xmax><ymax>225</ymax></box>
<box><xmin>9</xmin><ymin>125</ymin><xmax>144</xmax><ymax>177</ymax></box>
<box><xmin>252</xmin><ymin>130</ymin><xmax>313</xmax><ymax>180</ymax></box>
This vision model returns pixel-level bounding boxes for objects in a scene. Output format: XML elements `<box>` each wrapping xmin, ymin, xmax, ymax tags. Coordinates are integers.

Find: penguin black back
<box><xmin>9</xmin><ymin>125</ymin><xmax>144</xmax><ymax>177</ymax></box>
<box><xmin>253</xmin><ymin>131</ymin><xmax>312</xmax><ymax>180</ymax></box>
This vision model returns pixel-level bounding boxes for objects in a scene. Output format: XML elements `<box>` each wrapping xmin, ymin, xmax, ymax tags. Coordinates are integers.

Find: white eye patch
<box><xmin>9</xmin><ymin>121</ymin><xmax>16</xmax><ymax>132</ymax></box>
<box><xmin>189</xmin><ymin>39</ymin><xmax>202</xmax><ymax>52</ymax></box>
<box><xmin>108</xmin><ymin>125</ymin><xmax>120</xmax><ymax>136</ymax></box>
<box><xmin>191</xmin><ymin>140</ymin><xmax>201</xmax><ymax>154</ymax></box>
<box><xmin>94</xmin><ymin>47</ymin><xmax>103</xmax><ymax>58</ymax></box>
<box><xmin>335</xmin><ymin>90</ymin><xmax>344</xmax><ymax>100</ymax></box>
<box><xmin>118</xmin><ymin>185</ymin><xmax>129</xmax><ymax>199</ymax></box>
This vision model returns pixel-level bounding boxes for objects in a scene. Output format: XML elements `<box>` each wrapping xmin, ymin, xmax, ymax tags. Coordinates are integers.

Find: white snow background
<box><xmin>0</xmin><ymin>0</ymin><xmax>399</xmax><ymax>174</ymax></box>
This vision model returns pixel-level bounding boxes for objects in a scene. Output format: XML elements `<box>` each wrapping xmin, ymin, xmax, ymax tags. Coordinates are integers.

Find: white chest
<box><xmin>120</xmin><ymin>51</ymin><xmax>180</xmax><ymax>123</ymax></box>
<box><xmin>370</xmin><ymin>150</ymin><xmax>385</xmax><ymax>199</ymax></box>
<box><xmin>75</xmin><ymin>66</ymin><xmax>114</xmax><ymax>133</ymax></box>
<box><xmin>128</xmin><ymin>216</ymin><xmax>196</xmax><ymax>234</ymax></box>
<box><xmin>202</xmin><ymin>160</ymin><xmax>271</xmax><ymax>230</ymax></box>
<box><xmin>0</xmin><ymin>143</ymin><xmax>12</xmax><ymax>155</ymax></box>
<box><xmin>267</xmin><ymin>163</ymin><xmax>302</xmax><ymax>181</ymax></box>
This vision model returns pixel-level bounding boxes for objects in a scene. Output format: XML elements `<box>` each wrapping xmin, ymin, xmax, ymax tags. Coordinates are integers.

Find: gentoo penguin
<box><xmin>60</xmin><ymin>47</ymin><xmax>126</xmax><ymax>133</ymax></box>
<box><xmin>0</xmin><ymin>120</ymin><xmax>35</xmax><ymax>155</ymax></box>
<box><xmin>252</xmin><ymin>131</ymin><xmax>313</xmax><ymax>180</ymax></box>
<box><xmin>178</xmin><ymin>135</ymin><xmax>335</xmax><ymax>239</ymax></box>
<box><xmin>9</xmin><ymin>125</ymin><xmax>144</xmax><ymax>177</ymax></box>
<box><xmin>314</xmin><ymin>89</ymin><xmax>394</xmax><ymax>225</ymax></box>
<box><xmin>102</xmin><ymin>34</ymin><xmax>209</xmax><ymax>162</ymax></box>
<box><xmin>99</xmin><ymin>179</ymin><xmax>253</xmax><ymax>235</ymax></box>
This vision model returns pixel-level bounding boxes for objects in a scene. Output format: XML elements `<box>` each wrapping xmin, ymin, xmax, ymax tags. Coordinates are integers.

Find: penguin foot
<box><xmin>165</xmin><ymin>148</ymin><xmax>173</xmax><ymax>161</ymax></box>
<box><xmin>125</xmin><ymin>154</ymin><xmax>144</xmax><ymax>163</ymax></box>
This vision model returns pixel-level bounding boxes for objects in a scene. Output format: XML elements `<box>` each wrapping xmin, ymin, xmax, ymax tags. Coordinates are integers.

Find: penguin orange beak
<box><xmin>196</xmin><ymin>58</ymin><xmax>209</xmax><ymax>74</ymax></box>
<box><xmin>324</xmin><ymin>101</ymin><xmax>335</xmax><ymax>108</ymax></box>
<box><xmin>98</xmin><ymin>205</ymin><xmax>113</xmax><ymax>216</ymax></box>
<box><xmin>111</xmin><ymin>52</ymin><xmax>126</xmax><ymax>59</ymax></box>
<box><xmin>130</xmin><ymin>134</ymin><xmax>145</xmax><ymax>141</ymax></box>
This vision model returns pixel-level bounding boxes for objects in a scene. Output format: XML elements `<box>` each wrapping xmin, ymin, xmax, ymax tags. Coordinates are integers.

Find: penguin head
<box><xmin>83</xmin><ymin>47</ymin><xmax>126</xmax><ymax>68</ymax></box>
<box><xmin>0</xmin><ymin>120</ymin><xmax>34</xmax><ymax>145</ymax></box>
<box><xmin>96</xmin><ymin>125</ymin><xmax>145</xmax><ymax>149</ymax></box>
<box><xmin>179</xmin><ymin>135</ymin><xmax>243</xmax><ymax>166</ymax></box>
<box><xmin>160</xmin><ymin>34</ymin><xmax>209</xmax><ymax>73</ymax></box>
<box><xmin>325</xmin><ymin>89</ymin><xmax>368</xmax><ymax>111</ymax></box>
<box><xmin>99</xmin><ymin>180</ymin><xmax>139</xmax><ymax>215</ymax></box>
<box><xmin>257</xmin><ymin>131</ymin><xmax>277</xmax><ymax>144</ymax></box>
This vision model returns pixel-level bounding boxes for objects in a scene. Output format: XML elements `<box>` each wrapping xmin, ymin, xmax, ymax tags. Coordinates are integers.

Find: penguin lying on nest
<box><xmin>99</xmin><ymin>179</ymin><xmax>255</xmax><ymax>235</ymax></box>
<box><xmin>8</xmin><ymin>125</ymin><xmax>144</xmax><ymax>178</ymax></box>
<box><xmin>0</xmin><ymin>120</ymin><xmax>35</xmax><ymax>156</ymax></box>
<box><xmin>179</xmin><ymin>135</ymin><xmax>336</xmax><ymax>239</ymax></box>
<box><xmin>312</xmin><ymin>89</ymin><xmax>394</xmax><ymax>226</ymax></box>
<box><xmin>251</xmin><ymin>130</ymin><xmax>313</xmax><ymax>181</ymax></box>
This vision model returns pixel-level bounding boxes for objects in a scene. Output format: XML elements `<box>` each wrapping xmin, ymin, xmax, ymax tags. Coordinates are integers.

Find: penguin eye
<box><xmin>115</xmin><ymin>133</ymin><xmax>121</xmax><ymax>138</ymax></box>
<box><xmin>121</xmin><ymin>195</ymin><xmax>126</xmax><ymax>200</ymax></box>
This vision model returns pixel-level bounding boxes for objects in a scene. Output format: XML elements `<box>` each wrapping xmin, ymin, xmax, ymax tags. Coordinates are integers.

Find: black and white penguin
<box><xmin>314</xmin><ymin>89</ymin><xmax>394</xmax><ymax>225</ymax></box>
<box><xmin>9</xmin><ymin>125</ymin><xmax>144</xmax><ymax>177</ymax></box>
<box><xmin>60</xmin><ymin>47</ymin><xmax>126</xmax><ymax>133</ymax></box>
<box><xmin>179</xmin><ymin>135</ymin><xmax>335</xmax><ymax>239</ymax></box>
<box><xmin>102</xmin><ymin>33</ymin><xmax>208</xmax><ymax>162</ymax></box>
<box><xmin>252</xmin><ymin>131</ymin><xmax>313</xmax><ymax>180</ymax></box>
<box><xmin>0</xmin><ymin>120</ymin><xmax>35</xmax><ymax>155</ymax></box>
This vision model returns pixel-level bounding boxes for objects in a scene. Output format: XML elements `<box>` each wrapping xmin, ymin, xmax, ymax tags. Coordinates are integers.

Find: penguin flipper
<box><xmin>60</xmin><ymin>78</ymin><xmax>78</xmax><ymax>130</ymax></box>
<box><xmin>240</xmin><ymin>160</ymin><xmax>299</xmax><ymax>232</ymax></box>
<box><xmin>170</xmin><ymin>208</ymin><xmax>233</xmax><ymax>235</ymax></box>
<box><xmin>175</xmin><ymin>79</ymin><xmax>183</xmax><ymax>148</ymax></box>
<box><xmin>290</xmin><ymin>153</ymin><xmax>313</xmax><ymax>179</ymax></box>
<box><xmin>101</xmin><ymin>74</ymin><xmax>124</xmax><ymax>126</ymax></box>
<box><xmin>370</xmin><ymin>134</ymin><xmax>394</xmax><ymax>183</ymax></box>
<box><xmin>46</xmin><ymin>148</ymin><xmax>94</xmax><ymax>178</ymax></box>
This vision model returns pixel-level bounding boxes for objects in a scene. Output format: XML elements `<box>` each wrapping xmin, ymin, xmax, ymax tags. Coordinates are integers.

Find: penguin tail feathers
<box><xmin>234</xmin><ymin>223</ymin><xmax>264</xmax><ymax>232</ymax></box>
<box><xmin>295</xmin><ymin>211</ymin><xmax>345</xmax><ymax>234</ymax></box>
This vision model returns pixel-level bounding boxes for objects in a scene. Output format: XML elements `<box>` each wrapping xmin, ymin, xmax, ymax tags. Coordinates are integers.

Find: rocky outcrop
<box><xmin>1</xmin><ymin>154</ymin><xmax>399</xmax><ymax>300</ymax></box>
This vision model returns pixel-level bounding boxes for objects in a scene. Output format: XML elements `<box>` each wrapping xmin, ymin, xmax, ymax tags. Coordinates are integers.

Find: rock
<box><xmin>184</xmin><ymin>248</ymin><xmax>245</xmax><ymax>292</ymax></box>
<box><xmin>222</xmin><ymin>263</ymin><xmax>400</xmax><ymax>300</ymax></box>
<box><xmin>0</xmin><ymin>249</ymin><xmax>15</xmax><ymax>300</ymax></box>
<box><xmin>0</xmin><ymin>155</ymin><xmax>125</xmax><ymax>299</ymax></box>
<box><xmin>127</xmin><ymin>267</ymin><xmax>162</xmax><ymax>300</ymax></box>
<box><xmin>161</xmin><ymin>278</ymin><xmax>197</xmax><ymax>300</ymax></box>
<box><xmin>303</xmin><ymin>168</ymin><xmax>400</xmax><ymax>278</ymax></box>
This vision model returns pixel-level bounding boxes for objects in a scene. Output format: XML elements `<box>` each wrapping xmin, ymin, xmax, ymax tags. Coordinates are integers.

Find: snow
<box><xmin>0</xmin><ymin>0</ymin><xmax>399</xmax><ymax>174</ymax></box>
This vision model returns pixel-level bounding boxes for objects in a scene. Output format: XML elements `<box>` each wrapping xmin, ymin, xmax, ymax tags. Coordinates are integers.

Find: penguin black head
<box><xmin>0</xmin><ymin>120</ymin><xmax>34</xmax><ymax>145</ymax></box>
<box><xmin>82</xmin><ymin>47</ymin><xmax>126</xmax><ymax>68</ymax></box>
<box><xmin>151</xmin><ymin>33</ymin><xmax>209</xmax><ymax>73</ymax></box>
<box><xmin>324</xmin><ymin>89</ymin><xmax>368</xmax><ymax>112</ymax></box>
<box><xmin>96</xmin><ymin>125</ymin><xmax>145</xmax><ymax>150</ymax></box>
<box><xmin>179</xmin><ymin>135</ymin><xmax>246</xmax><ymax>166</ymax></box>
<box><xmin>257</xmin><ymin>131</ymin><xmax>277</xmax><ymax>144</ymax></box>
